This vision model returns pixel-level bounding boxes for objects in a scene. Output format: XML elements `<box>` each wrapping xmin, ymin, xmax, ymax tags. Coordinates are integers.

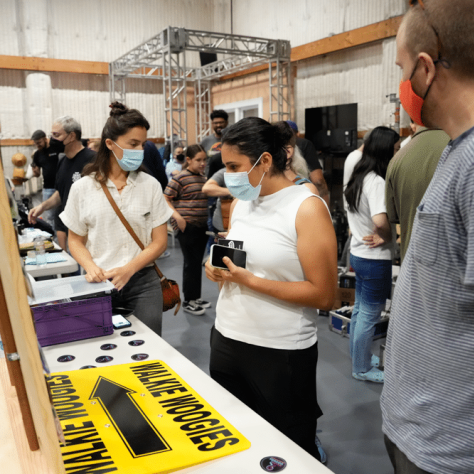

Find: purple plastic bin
<box><xmin>32</xmin><ymin>296</ymin><xmax>113</xmax><ymax>347</ymax></box>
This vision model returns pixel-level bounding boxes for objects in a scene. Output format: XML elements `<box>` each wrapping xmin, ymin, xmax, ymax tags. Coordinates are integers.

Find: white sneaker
<box><xmin>183</xmin><ymin>301</ymin><xmax>206</xmax><ymax>316</ymax></box>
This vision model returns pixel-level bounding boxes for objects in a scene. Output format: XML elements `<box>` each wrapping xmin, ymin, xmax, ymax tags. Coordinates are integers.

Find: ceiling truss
<box><xmin>110</xmin><ymin>27</ymin><xmax>291</xmax><ymax>150</ymax></box>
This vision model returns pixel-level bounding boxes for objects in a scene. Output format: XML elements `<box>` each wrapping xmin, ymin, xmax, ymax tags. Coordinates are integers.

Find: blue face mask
<box><xmin>112</xmin><ymin>141</ymin><xmax>144</xmax><ymax>171</ymax></box>
<box><xmin>224</xmin><ymin>154</ymin><xmax>266</xmax><ymax>201</ymax></box>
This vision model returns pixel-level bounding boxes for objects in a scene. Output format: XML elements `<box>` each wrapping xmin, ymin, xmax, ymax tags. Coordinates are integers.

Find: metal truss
<box><xmin>109</xmin><ymin>27</ymin><xmax>292</xmax><ymax>151</ymax></box>
<box><xmin>269</xmin><ymin>60</ymin><xmax>291</xmax><ymax>124</ymax></box>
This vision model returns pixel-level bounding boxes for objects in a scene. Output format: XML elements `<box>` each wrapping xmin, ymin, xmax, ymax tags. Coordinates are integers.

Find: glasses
<box><xmin>408</xmin><ymin>0</ymin><xmax>451</xmax><ymax>68</ymax></box>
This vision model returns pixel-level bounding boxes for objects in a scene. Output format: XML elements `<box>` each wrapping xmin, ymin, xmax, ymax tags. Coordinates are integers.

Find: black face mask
<box><xmin>176</xmin><ymin>153</ymin><xmax>185</xmax><ymax>162</ymax></box>
<box><xmin>49</xmin><ymin>137</ymin><xmax>65</xmax><ymax>153</ymax></box>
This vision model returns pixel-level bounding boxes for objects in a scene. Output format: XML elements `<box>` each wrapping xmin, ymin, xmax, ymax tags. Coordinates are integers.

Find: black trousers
<box><xmin>384</xmin><ymin>436</ymin><xmax>433</xmax><ymax>474</ymax></box>
<box><xmin>176</xmin><ymin>223</ymin><xmax>208</xmax><ymax>301</ymax></box>
<box><xmin>210</xmin><ymin>326</ymin><xmax>323</xmax><ymax>461</ymax></box>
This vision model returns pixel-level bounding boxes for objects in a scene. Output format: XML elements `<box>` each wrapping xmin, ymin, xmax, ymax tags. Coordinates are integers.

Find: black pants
<box><xmin>176</xmin><ymin>223</ymin><xmax>208</xmax><ymax>301</ymax></box>
<box><xmin>111</xmin><ymin>267</ymin><xmax>163</xmax><ymax>336</ymax></box>
<box><xmin>210</xmin><ymin>326</ymin><xmax>323</xmax><ymax>461</ymax></box>
<box><xmin>384</xmin><ymin>436</ymin><xmax>433</xmax><ymax>474</ymax></box>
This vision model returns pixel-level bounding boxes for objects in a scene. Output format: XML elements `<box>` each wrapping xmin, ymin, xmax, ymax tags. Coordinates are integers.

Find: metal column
<box><xmin>109</xmin><ymin>63</ymin><xmax>126</xmax><ymax>104</ymax></box>
<box><xmin>194</xmin><ymin>71</ymin><xmax>212</xmax><ymax>143</ymax></box>
<box><xmin>269</xmin><ymin>41</ymin><xmax>291</xmax><ymax>123</ymax></box>
<box><xmin>162</xmin><ymin>27</ymin><xmax>188</xmax><ymax>155</ymax></box>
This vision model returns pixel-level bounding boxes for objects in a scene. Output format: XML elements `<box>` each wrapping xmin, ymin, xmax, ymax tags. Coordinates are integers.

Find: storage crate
<box><xmin>32</xmin><ymin>296</ymin><xmax>113</xmax><ymax>347</ymax></box>
<box><xmin>329</xmin><ymin>305</ymin><xmax>389</xmax><ymax>340</ymax></box>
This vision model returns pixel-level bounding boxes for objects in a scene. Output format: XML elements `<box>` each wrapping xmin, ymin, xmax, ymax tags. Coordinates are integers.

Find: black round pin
<box><xmin>80</xmin><ymin>365</ymin><xmax>97</xmax><ymax>369</ymax></box>
<box><xmin>128</xmin><ymin>340</ymin><xmax>145</xmax><ymax>346</ymax></box>
<box><xmin>57</xmin><ymin>355</ymin><xmax>75</xmax><ymax>363</ymax></box>
<box><xmin>100</xmin><ymin>343</ymin><xmax>117</xmax><ymax>351</ymax></box>
<box><xmin>120</xmin><ymin>330</ymin><xmax>136</xmax><ymax>337</ymax></box>
<box><xmin>131</xmin><ymin>353</ymin><xmax>149</xmax><ymax>361</ymax></box>
<box><xmin>260</xmin><ymin>456</ymin><xmax>287</xmax><ymax>472</ymax></box>
<box><xmin>95</xmin><ymin>355</ymin><xmax>113</xmax><ymax>363</ymax></box>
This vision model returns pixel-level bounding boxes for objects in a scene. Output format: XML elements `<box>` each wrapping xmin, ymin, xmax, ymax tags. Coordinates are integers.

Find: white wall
<box><xmin>1</xmin><ymin>0</ymin><xmax>407</xmax><ymax>177</ymax></box>
<box><xmin>295</xmin><ymin>38</ymin><xmax>402</xmax><ymax>133</ymax></box>
<box><xmin>0</xmin><ymin>0</ymin><xmax>231</xmax><ymax>177</ymax></box>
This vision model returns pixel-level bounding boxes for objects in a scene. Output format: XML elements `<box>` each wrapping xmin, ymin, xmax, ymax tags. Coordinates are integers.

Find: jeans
<box><xmin>42</xmin><ymin>188</ymin><xmax>56</xmax><ymax>231</ymax></box>
<box><xmin>176</xmin><ymin>223</ymin><xmax>208</xmax><ymax>301</ymax></box>
<box><xmin>210</xmin><ymin>327</ymin><xmax>322</xmax><ymax>461</ymax></box>
<box><xmin>111</xmin><ymin>266</ymin><xmax>163</xmax><ymax>336</ymax></box>
<box><xmin>350</xmin><ymin>254</ymin><xmax>392</xmax><ymax>374</ymax></box>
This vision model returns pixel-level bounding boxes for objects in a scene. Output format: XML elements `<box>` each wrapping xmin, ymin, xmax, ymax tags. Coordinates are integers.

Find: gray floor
<box><xmin>159</xmin><ymin>237</ymin><xmax>393</xmax><ymax>474</ymax></box>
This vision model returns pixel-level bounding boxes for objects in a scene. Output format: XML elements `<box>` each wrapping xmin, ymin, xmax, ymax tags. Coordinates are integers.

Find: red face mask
<box><xmin>399</xmin><ymin>59</ymin><xmax>436</xmax><ymax>127</ymax></box>
<box><xmin>399</xmin><ymin>77</ymin><xmax>425</xmax><ymax>127</ymax></box>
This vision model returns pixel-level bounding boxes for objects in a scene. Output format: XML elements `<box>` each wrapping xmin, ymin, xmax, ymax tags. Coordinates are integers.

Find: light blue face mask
<box><xmin>224</xmin><ymin>154</ymin><xmax>265</xmax><ymax>201</ymax></box>
<box><xmin>112</xmin><ymin>141</ymin><xmax>144</xmax><ymax>172</ymax></box>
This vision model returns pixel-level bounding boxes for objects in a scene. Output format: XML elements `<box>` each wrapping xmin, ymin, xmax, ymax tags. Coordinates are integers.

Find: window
<box><xmin>217</xmin><ymin>98</ymin><xmax>263</xmax><ymax>125</ymax></box>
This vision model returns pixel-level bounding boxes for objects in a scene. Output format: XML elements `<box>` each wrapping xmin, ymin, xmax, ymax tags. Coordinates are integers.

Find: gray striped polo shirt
<box><xmin>381</xmin><ymin>126</ymin><xmax>474</xmax><ymax>474</ymax></box>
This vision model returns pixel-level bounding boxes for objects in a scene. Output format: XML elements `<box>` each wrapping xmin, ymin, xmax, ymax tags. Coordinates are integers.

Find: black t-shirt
<box><xmin>55</xmin><ymin>147</ymin><xmax>96</xmax><ymax>214</ymax></box>
<box><xmin>296</xmin><ymin>137</ymin><xmax>322</xmax><ymax>171</ymax></box>
<box><xmin>142</xmin><ymin>140</ymin><xmax>168</xmax><ymax>191</ymax></box>
<box><xmin>207</xmin><ymin>152</ymin><xmax>224</xmax><ymax>179</ymax></box>
<box><xmin>32</xmin><ymin>141</ymin><xmax>63</xmax><ymax>188</ymax></box>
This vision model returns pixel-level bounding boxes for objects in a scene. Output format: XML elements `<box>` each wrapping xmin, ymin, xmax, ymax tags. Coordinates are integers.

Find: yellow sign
<box><xmin>48</xmin><ymin>360</ymin><xmax>251</xmax><ymax>473</ymax></box>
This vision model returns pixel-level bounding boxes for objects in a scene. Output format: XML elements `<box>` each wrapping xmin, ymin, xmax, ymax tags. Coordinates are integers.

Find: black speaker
<box><xmin>200</xmin><ymin>52</ymin><xmax>218</xmax><ymax>66</ymax></box>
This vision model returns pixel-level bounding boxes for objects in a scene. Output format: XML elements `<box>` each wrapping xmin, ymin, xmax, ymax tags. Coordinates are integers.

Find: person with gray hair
<box><xmin>29</xmin><ymin>115</ymin><xmax>95</xmax><ymax>251</ymax></box>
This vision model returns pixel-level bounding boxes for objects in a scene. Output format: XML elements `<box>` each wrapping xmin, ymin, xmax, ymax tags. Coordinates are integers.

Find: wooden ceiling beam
<box><xmin>0</xmin><ymin>15</ymin><xmax>403</xmax><ymax>80</ymax></box>
<box><xmin>221</xmin><ymin>15</ymin><xmax>403</xmax><ymax>81</ymax></box>
<box><xmin>0</xmin><ymin>55</ymin><xmax>108</xmax><ymax>75</ymax></box>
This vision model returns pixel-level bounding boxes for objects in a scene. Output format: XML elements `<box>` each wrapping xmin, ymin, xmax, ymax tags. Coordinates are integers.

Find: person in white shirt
<box><xmin>344</xmin><ymin>126</ymin><xmax>400</xmax><ymax>383</ymax></box>
<box><xmin>60</xmin><ymin>102</ymin><xmax>172</xmax><ymax>335</ymax></box>
<box><xmin>205</xmin><ymin>117</ymin><xmax>338</xmax><ymax>463</ymax></box>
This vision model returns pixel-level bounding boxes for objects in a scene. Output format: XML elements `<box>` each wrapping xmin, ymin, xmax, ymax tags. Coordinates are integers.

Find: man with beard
<box><xmin>201</xmin><ymin>109</ymin><xmax>228</xmax><ymax>158</ymax></box>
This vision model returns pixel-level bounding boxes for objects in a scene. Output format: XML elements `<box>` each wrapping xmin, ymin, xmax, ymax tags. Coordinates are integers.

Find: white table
<box><xmin>24</xmin><ymin>247</ymin><xmax>78</xmax><ymax>278</ymax></box>
<box><xmin>42</xmin><ymin>316</ymin><xmax>334</xmax><ymax>474</ymax></box>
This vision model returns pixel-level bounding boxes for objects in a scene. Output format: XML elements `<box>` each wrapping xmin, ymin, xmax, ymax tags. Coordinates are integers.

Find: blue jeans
<box><xmin>42</xmin><ymin>188</ymin><xmax>56</xmax><ymax>231</ymax></box>
<box><xmin>350</xmin><ymin>254</ymin><xmax>392</xmax><ymax>374</ymax></box>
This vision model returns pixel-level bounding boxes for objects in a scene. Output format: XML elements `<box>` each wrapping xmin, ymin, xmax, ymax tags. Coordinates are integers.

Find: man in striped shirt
<box><xmin>381</xmin><ymin>1</ymin><xmax>474</xmax><ymax>473</ymax></box>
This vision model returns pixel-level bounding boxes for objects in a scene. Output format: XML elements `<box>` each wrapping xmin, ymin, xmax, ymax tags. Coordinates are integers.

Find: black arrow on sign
<box><xmin>89</xmin><ymin>377</ymin><xmax>171</xmax><ymax>457</ymax></box>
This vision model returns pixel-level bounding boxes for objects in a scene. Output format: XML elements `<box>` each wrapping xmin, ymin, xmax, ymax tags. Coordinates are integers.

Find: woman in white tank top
<box><xmin>205</xmin><ymin>117</ymin><xmax>337</xmax><ymax>462</ymax></box>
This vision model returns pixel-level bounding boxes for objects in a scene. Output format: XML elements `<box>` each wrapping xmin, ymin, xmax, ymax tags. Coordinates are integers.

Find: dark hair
<box><xmin>185</xmin><ymin>144</ymin><xmax>205</xmax><ymax>159</ymax></box>
<box><xmin>272</xmin><ymin>121</ymin><xmax>296</xmax><ymax>148</ymax></box>
<box><xmin>344</xmin><ymin>126</ymin><xmax>400</xmax><ymax>213</ymax></box>
<box><xmin>221</xmin><ymin>117</ymin><xmax>287</xmax><ymax>175</ymax></box>
<box><xmin>181</xmin><ymin>144</ymin><xmax>205</xmax><ymax>170</ymax></box>
<box><xmin>210</xmin><ymin>109</ymin><xmax>229</xmax><ymax>121</ymax></box>
<box><xmin>31</xmin><ymin>130</ymin><xmax>46</xmax><ymax>140</ymax></box>
<box><xmin>83</xmin><ymin>102</ymin><xmax>150</xmax><ymax>183</ymax></box>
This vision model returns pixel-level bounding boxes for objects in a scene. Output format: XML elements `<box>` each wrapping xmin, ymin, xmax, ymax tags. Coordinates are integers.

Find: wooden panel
<box><xmin>1</xmin><ymin>139</ymin><xmax>34</xmax><ymax>146</ymax></box>
<box><xmin>221</xmin><ymin>16</ymin><xmax>403</xmax><ymax>81</ymax></box>
<box><xmin>290</xmin><ymin>16</ymin><xmax>403</xmax><ymax>62</ymax></box>
<box><xmin>0</xmin><ymin>360</ymin><xmax>55</xmax><ymax>474</ymax></box>
<box><xmin>0</xmin><ymin>163</ymin><xmax>65</xmax><ymax>473</ymax></box>
<box><xmin>0</xmin><ymin>55</ymin><xmax>108</xmax><ymax>75</ymax></box>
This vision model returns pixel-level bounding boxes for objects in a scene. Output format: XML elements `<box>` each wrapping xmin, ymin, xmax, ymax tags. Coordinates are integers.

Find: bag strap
<box><xmin>100</xmin><ymin>182</ymin><xmax>165</xmax><ymax>280</ymax></box>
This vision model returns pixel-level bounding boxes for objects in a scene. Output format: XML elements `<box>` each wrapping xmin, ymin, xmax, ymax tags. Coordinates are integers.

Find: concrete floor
<box><xmin>159</xmin><ymin>237</ymin><xmax>393</xmax><ymax>474</ymax></box>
